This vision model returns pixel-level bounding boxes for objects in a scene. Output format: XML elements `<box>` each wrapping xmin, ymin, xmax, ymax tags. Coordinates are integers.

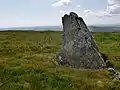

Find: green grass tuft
<box><xmin>0</xmin><ymin>31</ymin><xmax>120</xmax><ymax>90</ymax></box>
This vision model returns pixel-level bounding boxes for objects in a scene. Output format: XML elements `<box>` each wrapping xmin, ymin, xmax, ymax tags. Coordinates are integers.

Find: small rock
<box><xmin>114</xmin><ymin>72</ymin><xmax>120</xmax><ymax>80</ymax></box>
<box><xmin>108</xmin><ymin>68</ymin><xmax>115</xmax><ymax>72</ymax></box>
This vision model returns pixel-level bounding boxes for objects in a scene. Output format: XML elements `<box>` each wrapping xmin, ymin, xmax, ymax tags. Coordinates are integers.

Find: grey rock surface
<box><xmin>57</xmin><ymin>12</ymin><xmax>106</xmax><ymax>69</ymax></box>
<box><xmin>114</xmin><ymin>72</ymin><xmax>120</xmax><ymax>80</ymax></box>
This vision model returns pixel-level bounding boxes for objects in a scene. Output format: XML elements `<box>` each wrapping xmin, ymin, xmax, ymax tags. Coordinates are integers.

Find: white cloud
<box><xmin>84</xmin><ymin>10</ymin><xmax>92</xmax><ymax>14</ymax></box>
<box><xmin>75</xmin><ymin>5</ymin><xmax>81</xmax><ymax>10</ymax></box>
<box><xmin>59</xmin><ymin>10</ymin><xmax>65</xmax><ymax>16</ymax></box>
<box><xmin>60</xmin><ymin>10</ymin><xmax>64</xmax><ymax>14</ymax></box>
<box><xmin>52</xmin><ymin>0</ymin><xmax>72</xmax><ymax>7</ymax></box>
<box><xmin>84</xmin><ymin>10</ymin><xmax>112</xmax><ymax>17</ymax></box>
<box><xmin>107</xmin><ymin>0</ymin><xmax>120</xmax><ymax>14</ymax></box>
<box><xmin>84</xmin><ymin>0</ymin><xmax>120</xmax><ymax>17</ymax></box>
<box><xmin>76</xmin><ymin>5</ymin><xmax>81</xmax><ymax>8</ymax></box>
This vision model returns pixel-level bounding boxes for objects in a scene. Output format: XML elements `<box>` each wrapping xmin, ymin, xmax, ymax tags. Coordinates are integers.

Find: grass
<box><xmin>0</xmin><ymin>31</ymin><xmax>120</xmax><ymax>90</ymax></box>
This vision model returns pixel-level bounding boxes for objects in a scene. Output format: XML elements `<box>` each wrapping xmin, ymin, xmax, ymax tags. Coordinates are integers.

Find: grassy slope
<box><xmin>0</xmin><ymin>31</ymin><xmax>120</xmax><ymax>90</ymax></box>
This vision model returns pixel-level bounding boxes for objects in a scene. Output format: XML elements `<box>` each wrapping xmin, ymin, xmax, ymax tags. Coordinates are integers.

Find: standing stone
<box><xmin>56</xmin><ymin>12</ymin><xmax>106</xmax><ymax>69</ymax></box>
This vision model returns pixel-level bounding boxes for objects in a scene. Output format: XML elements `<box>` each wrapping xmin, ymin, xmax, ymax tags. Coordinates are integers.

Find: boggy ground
<box><xmin>0</xmin><ymin>31</ymin><xmax>120</xmax><ymax>90</ymax></box>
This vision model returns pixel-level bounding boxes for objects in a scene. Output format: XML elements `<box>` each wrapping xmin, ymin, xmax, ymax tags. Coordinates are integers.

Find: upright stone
<box><xmin>57</xmin><ymin>12</ymin><xmax>106</xmax><ymax>69</ymax></box>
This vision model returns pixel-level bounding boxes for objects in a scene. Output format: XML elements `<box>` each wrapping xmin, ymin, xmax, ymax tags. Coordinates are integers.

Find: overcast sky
<box><xmin>0</xmin><ymin>0</ymin><xmax>120</xmax><ymax>28</ymax></box>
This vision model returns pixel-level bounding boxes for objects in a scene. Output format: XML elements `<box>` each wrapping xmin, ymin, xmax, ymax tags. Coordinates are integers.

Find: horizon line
<box><xmin>0</xmin><ymin>24</ymin><xmax>120</xmax><ymax>29</ymax></box>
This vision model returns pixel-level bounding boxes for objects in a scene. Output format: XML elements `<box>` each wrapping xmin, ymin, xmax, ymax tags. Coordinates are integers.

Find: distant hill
<box><xmin>88</xmin><ymin>25</ymin><xmax>120</xmax><ymax>32</ymax></box>
<box><xmin>0</xmin><ymin>25</ymin><xmax>120</xmax><ymax>32</ymax></box>
<box><xmin>0</xmin><ymin>26</ymin><xmax>62</xmax><ymax>31</ymax></box>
